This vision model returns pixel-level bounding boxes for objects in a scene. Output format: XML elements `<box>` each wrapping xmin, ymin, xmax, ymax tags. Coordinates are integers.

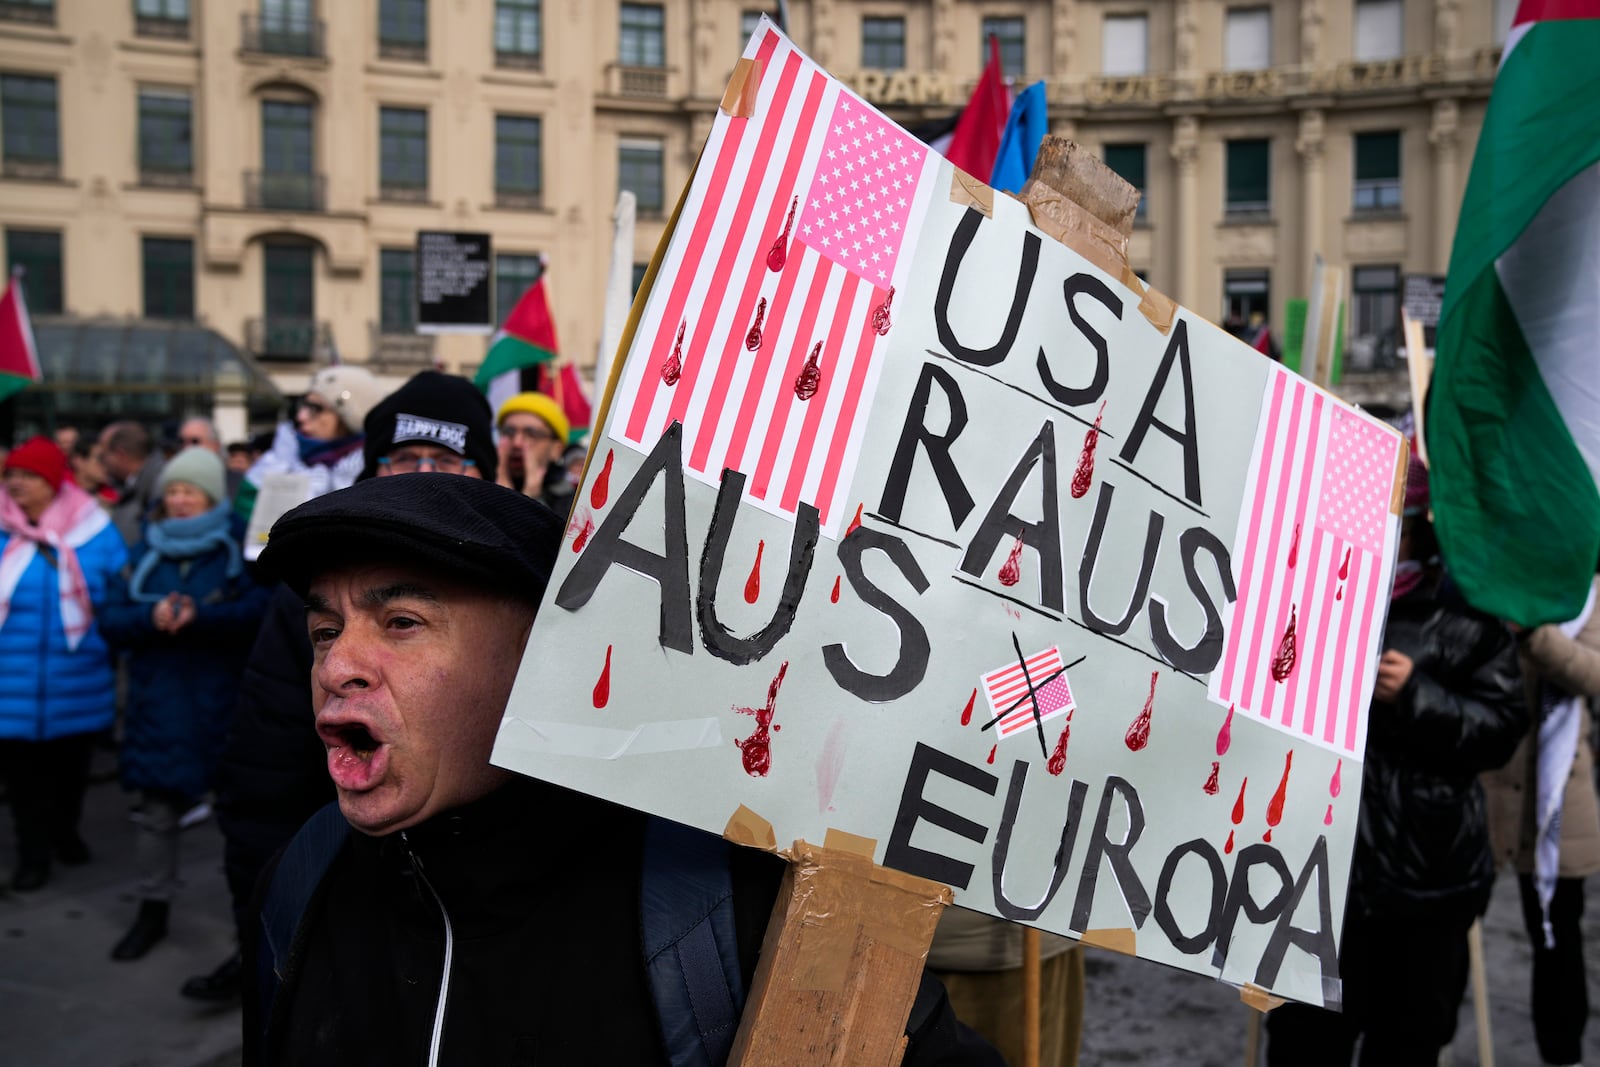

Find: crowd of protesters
<box><xmin>0</xmin><ymin>364</ymin><xmax>1594</xmax><ymax>1066</ymax></box>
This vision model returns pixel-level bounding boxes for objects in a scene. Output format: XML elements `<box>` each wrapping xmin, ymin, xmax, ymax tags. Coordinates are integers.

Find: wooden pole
<box><xmin>1469</xmin><ymin>919</ymin><xmax>1494</xmax><ymax>1067</ymax></box>
<box><xmin>1022</xmin><ymin>928</ymin><xmax>1042</xmax><ymax>1067</ymax></box>
<box><xmin>727</xmin><ymin>835</ymin><xmax>952</xmax><ymax>1066</ymax></box>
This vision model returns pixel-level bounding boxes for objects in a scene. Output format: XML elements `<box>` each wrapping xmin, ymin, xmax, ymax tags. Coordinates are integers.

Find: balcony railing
<box><xmin>246</xmin><ymin>317</ymin><xmax>330</xmax><ymax>361</ymax></box>
<box><xmin>607</xmin><ymin>63</ymin><xmax>670</xmax><ymax>98</ymax></box>
<box><xmin>494</xmin><ymin>48</ymin><xmax>542</xmax><ymax>71</ymax></box>
<box><xmin>139</xmin><ymin>166</ymin><xmax>192</xmax><ymax>189</ymax></box>
<box><xmin>0</xmin><ymin>1</ymin><xmax>53</xmax><ymax>25</ymax></box>
<box><xmin>378</xmin><ymin>182</ymin><xmax>429</xmax><ymax>204</ymax></box>
<box><xmin>378</xmin><ymin>37</ymin><xmax>427</xmax><ymax>62</ymax></box>
<box><xmin>134</xmin><ymin>8</ymin><xmax>188</xmax><ymax>38</ymax></box>
<box><xmin>494</xmin><ymin>186</ymin><xmax>542</xmax><ymax>211</ymax></box>
<box><xmin>244</xmin><ymin>170</ymin><xmax>325</xmax><ymax>212</ymax></box>
<box><xmin>367</xmin><ymin>323</ymin><xmax>437</xmax><ymax>370</ymax></box>
<box><xmin>2</xmin><ymin>158</ymin><xmax>60</xmax><ymax>181</ymax></box>
<box><xmin>241</xmin><ymin>13</ymin><xmax>325</xmax><ymax>59</ymax></box>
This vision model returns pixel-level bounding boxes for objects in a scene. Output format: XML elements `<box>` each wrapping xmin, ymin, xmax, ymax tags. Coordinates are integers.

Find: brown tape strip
<box><xmin>1131</xmin><ymin>273</ymin><xmax>1178</xmax><ymax>336</ymax></box>
<box><xmin>1241</xmin><ymin>983</ymin><xmax>1287</xmax><ymax>1014</ymax></box>
<box><xmin>1078</xmin><ymin>928</ymin><xmax>1137</xmax><ymax>956</ymax></box>
<box><xmin>723</xmin><ymin>803</ymin><xmax>778</xmax><ymax>851</ymax></box>
<box><xmin>823</xmin><ymin>826</ymin><xmax>875</xmax><ymax>859</ymax></box>
<box><xmin>1390</xmin><ymin>434</ymin><xmax>1411</xmax><ymax>517</ymax></box>
<box><xmin>787</xmin><ymin>838</ymin><xmax>952</xmax><ymax>992</ymax></box>
<box><xmin>949</xmin><ymin>169</ymin><xmax>994</xmax><ymax>218</ymax></box>
<box><xmin>1017</xmin><ymin>180</ymin><xmax>1130</xmax><ymax>285</ymax></box>
<box><xmin>720</xmin><ymin>58</ymin><xmax>763</xmax><ymax>118</ymax></box>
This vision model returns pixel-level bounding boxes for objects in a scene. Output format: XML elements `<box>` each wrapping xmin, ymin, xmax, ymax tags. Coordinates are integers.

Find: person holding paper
<box><xmin>242</xmin><ymin>476</ymin><xmax>1000</xmax><ymax>1065</ymax></box>
<box><xmin>1483</xmin><ymin>578</ymin><xmax>1600</xmax><ymax>1067</ymax></box>
<box><xmin>1266</xmin><ymin>451</ymin><xmax>1526</xmax><ymax>1066</ymax></box>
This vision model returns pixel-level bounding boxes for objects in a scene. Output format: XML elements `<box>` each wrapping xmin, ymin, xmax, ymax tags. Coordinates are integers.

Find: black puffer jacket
<box><xmin>1351</xmin><ymin>588</ymin><xmax>1526</xmax><ymax>920</ymax></box>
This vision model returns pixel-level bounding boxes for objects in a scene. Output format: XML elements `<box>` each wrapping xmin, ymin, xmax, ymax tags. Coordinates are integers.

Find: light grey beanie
<box><xmin>157</xmin><ymin>447</ymin><xmax>227</xmax><ymax>506</ymax></box>
<box><xmin>308</xmin><ymin>365</ymin><xmax>385</xmax><ymax>435</ymax></box>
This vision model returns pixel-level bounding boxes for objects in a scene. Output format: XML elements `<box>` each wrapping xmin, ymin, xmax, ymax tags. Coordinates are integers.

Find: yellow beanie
<box><xmin>496</xmin><ymin>392</ymin><xmax>569</xmax><ymax>445</ymax></box>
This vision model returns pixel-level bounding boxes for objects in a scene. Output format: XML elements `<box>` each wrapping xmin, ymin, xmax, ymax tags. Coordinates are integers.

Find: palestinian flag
<box><xmin>0</xmin><ymin>269</ymin><xmax>42</xmax><ymax>403</ymax></box>
<box><xmin>1426</xmin><ymin>0</ymin><xmax>1600</xmax><ymax>627</ymax></box>
<box><xmin>476</xmin><ymin>274</ymin><xmax>559</xmax><ymax>414</ymax></box>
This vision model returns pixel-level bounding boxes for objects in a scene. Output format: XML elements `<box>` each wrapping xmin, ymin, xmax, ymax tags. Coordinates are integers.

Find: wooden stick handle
<box><xmin>1022</xmin><ymin>927</ymin><xmax>1041</xmax><ymax>1067</ymax></box>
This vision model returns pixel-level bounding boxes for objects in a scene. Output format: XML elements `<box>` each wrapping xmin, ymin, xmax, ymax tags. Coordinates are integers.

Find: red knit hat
<box><xmin>4</xmin><ymin>435</ymin><xmax>69</xmax><ymax>492</ymax></box>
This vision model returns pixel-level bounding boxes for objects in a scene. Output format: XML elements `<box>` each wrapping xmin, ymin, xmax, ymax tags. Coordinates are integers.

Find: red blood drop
<box><xmin>1047</xmin><ymin>723</ymin><xmax>1071</xmax><ymax>777</ymax></box>
<box><xmin>661</xmin><ymin>321</ymin><xmax>685</xmax><ymax>385</ymax></box>
<box><xmin>592</xmin><ymin>645</ymin><xmax>612</xmax><ymax>708</ymax></box>
<box><xmin>870</xmin><ymin>286</ymin><xmax>895</xmax><ymax>335</ymax></box>
<box><xmin>733</xmin><ymin>661</ymin><xmax>789</xmax><ymax>778</ymax></box>
<box><xmin>745</xmin><ymin>297</ymin><xmax>767</xmax><ymax>352</ymax></box>
<box><xmin>845</xmin><ymin>503</ymin><xmax>864</xmax><ymax>537</ymax></box>
<box><xmin>960</xmin><ymin>688</ymin><xmax>976</xmax><ymax>726</ymax></box>
<box><xmin>590</xmin><ymin>449</ymin><xmax>614</xmax><ymax>509</ymax></box>
<box><xmin>986</xmin><ymin>744</ymin><xmax>997</xmax><ymax>765</ymax></box>
<box><xmin>997</xmin><ymin>531</ymin><xmax>1025</xmax><ymax>587</ymax></box>
<box><xmin>1231</xmin><ymin>777</ymin><xmax>1248</xmax><ymax>825</ymax></box>
<box><xmin>1266</xmin><ymin>749</ymin><xmax>1294</xmax><ymax>829</ymax></box>
<box><xmin>1263</xmin><ymin>828</ymin><xmax>1273</xmax><ymax>843</ymax></box>
<box><xmin>1216</xmin><ymin>703</ymin><xmax>1234</xmax><ymax>756</ymax></box>
<box><xmin>1336</xmin><ymin>584</ymin><xmax>1344</xmax><ymax>601</ymax></box>
<box><xmin>1224</xmin><ymin>829</ymin><xmax>1236</xmax><ymax>855</ymax></box>
<box><xmin>1337</xmin><ymin>546</ymin><xmax>1351</xmax><ymax>580</ymax></box>
<box><xmin>1270</xmin><ymin>605</ymin><xmax>1298</xmax><ymax>682</ymax></box>
<box><xmin>793</xmin><ymin>340</ymin><xmax>822</xmax><ymax>400</ymax></box>
<box><xmin>1329</xmin><ymin>758</ymin><xmax>1343</xmax><ymax>798</ymax></box>
<box><xmin>1203</xmin><ymin>761</ymin><xmax>1220</xmax><ymax>795</ymax></box>
<box><xmin>1287</xmin><ymin>522</ymin><xmax>1302</xmax><ymax>568</ymax></box>
<box><xmin>767</xmin><ymin>196</ymin><xmax>797</xmax><ymax>272</ymax></box>
<box><xmin>572</xmin><ymin>516</ymin><xmax>595</xmax><ymax>553</ymax></box>
<box><xmin>744</xmin><ymin>539</ymin><xmax>764</xmax><ymax>604</ymax></box>
<box><xmin>1124</xmin><ymin>671</ymin><xmax>1158</xmax><ymax>752</ymax></box>
<box><xmin>830</xmin><ymin>575</ymin><xmax>841</xmax><ymax>603</ymax></box>
<box><xmin>1324</xmin><ymin>804</ymin><xmax>1335</xmax><ymax>826</ymax></box>
<box><xmin>1070</xmin><ymin>401</ymin><xmax>1106</xmax><ymax>500</ymax></box>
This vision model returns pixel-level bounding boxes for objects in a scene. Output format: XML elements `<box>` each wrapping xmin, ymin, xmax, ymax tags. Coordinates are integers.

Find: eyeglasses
<box><xmin>379</xmin><ymin>452</ymin><xmax>476</xmax><ymax>474</ymax></box>
<box><xmin>502</xmin><ymin>425</ymin><xmax>556</xmax><ymax>443</ymax></box>
<box><xmin>298</xmin><ymin>399</ymin><xmax>328</xmax><ymax>416</ymax></box>
<box><xmin>181</xmin><ymin>436</ymin><xmax>208</xmax><ymax>447</ymax></box>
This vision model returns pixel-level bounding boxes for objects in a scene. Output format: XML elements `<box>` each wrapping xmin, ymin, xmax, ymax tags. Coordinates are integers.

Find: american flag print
<box><xmin>604</xmin><ymin>24</ymin><xmax>940</xmax><ymax>537</ymax></box>
<box><xmin>982</xmin><ymin>647</ymin><xmax>1076</xmax><ymax>740</ymax></box>
<box><xmin>1208</xmin><ymin>368</ymin><xmax>1402</xmax><ymax>760</ymax></box>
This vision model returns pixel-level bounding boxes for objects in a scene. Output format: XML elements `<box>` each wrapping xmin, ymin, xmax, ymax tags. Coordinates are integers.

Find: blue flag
<box><xmin>989</xmin><ymin>81</ymin><xmax>1048</xmax><ymax>194</ymax></box>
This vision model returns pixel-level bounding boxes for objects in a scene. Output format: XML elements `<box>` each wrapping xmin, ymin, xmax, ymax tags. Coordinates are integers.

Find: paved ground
<box><xmin>1</xmin><ymin>747</ymin><xmax>1595</xmax><ymax>1065</ymax></box>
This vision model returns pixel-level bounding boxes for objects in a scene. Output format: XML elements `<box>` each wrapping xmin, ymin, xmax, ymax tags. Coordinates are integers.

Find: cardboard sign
<box><xmin>494</xmin><ymin>23</ymin><xmax>1404</xmax><ymax>1010</ymax></box>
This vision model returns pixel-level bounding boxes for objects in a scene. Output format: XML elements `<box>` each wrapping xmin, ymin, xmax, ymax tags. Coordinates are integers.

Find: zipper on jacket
<box><xmin>401</xmin><ymin>831</ymin><xmax>454</xmax><ymax>1067</ymax></box>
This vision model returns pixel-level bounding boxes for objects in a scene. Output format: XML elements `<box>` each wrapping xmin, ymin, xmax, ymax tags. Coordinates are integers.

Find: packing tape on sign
<box><xmin>949</xmin><ymin>169</ymin><xmax>995</xmax><ymax>218</ymax></box>
<box><xmin>723</xmin><ymin>803</ymin><xmax>778</xmax><ymax>851</ymax></box>
<box><xmin>1078</xmin><ymin>927</ymin><xmax>1137</xmax><ymax>956</ymax></box>
<box><xmin>720</xmin><ymin>58</ymin><xmax>763</xmax><ymax>118</ymax></box>
<box><xmin>1240</xmin><ymin>983</ymin><xmax>1287</xmax><ymax>1014</ymax></box>
<box><xmin>494</xmin><ymin>716</ymin><xmax>723</xmax><ymax>759</ymax></box>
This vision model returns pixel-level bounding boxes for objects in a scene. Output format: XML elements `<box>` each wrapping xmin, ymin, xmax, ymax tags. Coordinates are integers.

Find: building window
<box><xmin>1</xmin><ymin>74</ymin><xmax>59</xmax><ymax>177</ymax></box>
<box><xmin>1224</xmin><ymin>7</ymin><xmax>1271</xmax><ymax>71</ymax></box>
<box><xmin>380</xmin><ymin>248</ymin><xmax>415</xmax><ymax>333</ymax></box>
<box><xmin>1353</xmin><ymin>0</ymin><xmax>1402</xmax><ymax>61</ymax></box>
<box><xmin>981</xmin><ymin>17</ymin><xmax>1026</xmax><ymax>79</ymax></box>
<box><xmin>1102</xmin><ymin>143</ymin><xmax>1147</xmax><ymax>219</ymax></box>
<box><xmin>495</xmin><ymin>253</ymin><xmax>543</xmax><ymax>325</ymax></box>
<box><xmin>378</xmin><ymin>0</ymin><xmax>427</xmax><ymax>59</ymax></box>
<box><xmin>740</xmin><ymin>9</ymin><xmax>764</xmax><ymax>42</ymax></box>
<box><xmin>255</xmin><ymin>99</ymin><xmax>319</xmax><ymax>210</ymax></box>
<box><xmin>0</xmin><ymin>0</ymin><xmax>52</xmax><ymax>25</ymax></box>
<box><xmin>495</xmin><ymin>114</ymin><xmax>542</xmax><ymax>207</ymax></box>
<box><xmin>619</xmin><ymin>137</ymin><xmax>664</xmax><ymax>216</ymax></box>
<box><xmin>1225</xmin><ymin>138</ymin><xmax>1271</xmax><ymax>217</ymax></box>
<box><xmin>138</xmin><ymin>89</ymin><xmax>192</xmax><ymax>185</ymax></box>
<box><xmin>135</xmin><ymin>0</ymin><xmax>189</xmax><ymax>38</ymax></box>
<box><xmin>5</xmin><ymin>229</ymin><xmax>62</xmax><ymax>313</ymax></box>
<box><xmin>631</xmin><ymin>262</ymin><xmax>647</xmax><ymax>298</ymax></box>
<box><xmin>379</xmin><ymin>106</ymin><xmax>428</xmax><ymax>200</ymax></box>
<box><xmin>1350</xmin><ymin>265</ymin><xmax>1400</xmax><ymax>369</ymax></box>
<box><xmin>861</xmin><ymin>16</ymin><xmax>905</xmax><ymax>70</ymax></box>
<box><xmin>142</xmin><ymin>237</ymin><xmax>194</xmax><ymax>321</ymax></box>
<box><xmin>620</xmin><ymin>4</ymin><xmax>666</xmax><ymax>67</ymax></box>
<box><xmin>1101</xmin><ymin>14</ymin><xmax>1147</xmax><ymax>76</ymax></box>
<box><xmin>1353</xmin><ymin>131</ymin><xmax>1401</xmax><ymax>213</ymax></box>
<box><xmin>261</xmin><ymin>241</ymin><xmax>316</xmax><ymax>356</ymax></box>
<box><xmin>1223</xmin><ymin>269</ymin><xmax>1270</xmax><ymax>331</ymax></box>
<box><xmin>494</xmin><ymin>0</ymin><xmax>541</xmax><ymax>68</ymax></box>
<box><xmin>254</xmin><ymin>0</ymin><xmax>322</xmax><ymax>58</ymax></box>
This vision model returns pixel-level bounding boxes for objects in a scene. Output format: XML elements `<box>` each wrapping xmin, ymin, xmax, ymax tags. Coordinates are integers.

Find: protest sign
<box><xmin>494</xmin><ymin>21</ymin><xmax>1405</xmax><ymax>1010</ymax></box>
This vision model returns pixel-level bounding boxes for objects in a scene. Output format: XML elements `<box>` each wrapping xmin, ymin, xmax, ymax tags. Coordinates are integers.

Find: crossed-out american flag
<box><xmin>606</xmin><ymin>25</ymin><xmax>937</xmax><ymax>535</ymax></box>
<box><xmin>1210</xmin><ymin>368</ymin><xmax>1401</xmax><ymax>760</ymax></box>
<box><xmin>982</xmin><ymin>646</ymin><xmax>1076</xmax><ymax>741</ymax></box>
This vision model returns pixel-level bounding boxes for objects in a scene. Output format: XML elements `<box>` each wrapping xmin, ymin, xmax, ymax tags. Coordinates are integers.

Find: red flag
<box><xmin>502</xmin><ymin>276</ymin><xmax>559</xmax><ymax>354</ymax></box>
<box><xmin>536</xmin><ymin>361</ymin><xmax>593</xmax><ymax>438</ymax></box>
<box><xmin>0</xmin><ymin>270</ymin><xmax>42</xmax><ymax>403</ymax></box>
<box><xmin>944</xmin><ymin>36</ymin><xmax>1010</xmax><ymax>181</ymax></box>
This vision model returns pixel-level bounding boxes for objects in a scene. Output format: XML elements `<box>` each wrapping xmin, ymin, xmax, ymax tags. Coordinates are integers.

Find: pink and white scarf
<box><xmin>0</xmin><ymin>481</ymin><xmax>111</xmax><ymax>651</ymax></box>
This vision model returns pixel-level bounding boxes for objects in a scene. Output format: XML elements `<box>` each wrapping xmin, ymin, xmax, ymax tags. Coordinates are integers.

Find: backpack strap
<box><xmin>640</xmin><ymin>816</ymin><xmax>746</xmax><ymax>1067</ymax></box>
<box><xmin>256</xmin><ymin>801</ymin><xmax>351</xmax><ymax>1038</ymax></box>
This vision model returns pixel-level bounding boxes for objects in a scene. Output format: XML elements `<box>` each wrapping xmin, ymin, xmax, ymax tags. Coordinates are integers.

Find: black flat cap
<box><xmin>258</xmin><ymin>474</ymin><xmax>564</xmax><ymax>605</ymax></box>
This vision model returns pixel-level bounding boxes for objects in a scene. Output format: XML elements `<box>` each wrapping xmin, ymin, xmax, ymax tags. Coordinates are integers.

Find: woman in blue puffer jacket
<box><xmin>0</xmin><ymin>436</ymin><xmax>128</xmax><ymax>892</ymax></box>
<box><xmin>99</xmin><ymin>447</ymin><xmax>270</xmax><ymax>960</ymax></box>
